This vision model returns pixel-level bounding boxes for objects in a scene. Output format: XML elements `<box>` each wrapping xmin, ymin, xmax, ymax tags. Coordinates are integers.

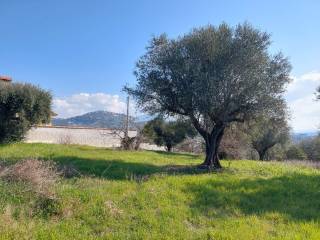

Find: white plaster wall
<box><xmin>25</xmin><ymin>126</ymin><xmax>164</xmax><ymax>151</ymax></box>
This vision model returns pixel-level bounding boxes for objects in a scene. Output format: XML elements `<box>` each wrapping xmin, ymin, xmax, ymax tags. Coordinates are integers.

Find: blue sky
<box><xmin>1</xmin><ymin>0</ymin><xmax>320</xmax><ymax>132</ymax></box>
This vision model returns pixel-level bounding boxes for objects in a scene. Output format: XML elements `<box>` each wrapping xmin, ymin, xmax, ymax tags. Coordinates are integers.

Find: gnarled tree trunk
<box><xmin>258</xmin><ymin>149</ymin><xmax>268</xmax><ymax>161</ymax></box>
<box><xmin>166</xmin><ymin>144</ymin><xmax>173</xmax><ymax>152</ymax></box>
<box><xmin>201</xmin><ymin>126</ymin><xmax>225</xmax><ymax>169</ymax></box>
<box><xmin>255</xmin><ymin>143</ymin><xmax>277</xmax><ymax>161</ymax></box>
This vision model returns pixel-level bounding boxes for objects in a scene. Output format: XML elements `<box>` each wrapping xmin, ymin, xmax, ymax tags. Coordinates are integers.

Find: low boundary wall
<box><xmin>25</xmin><ymin>126</ymin><xmax>164</xmax><ymax>151</ymax></box>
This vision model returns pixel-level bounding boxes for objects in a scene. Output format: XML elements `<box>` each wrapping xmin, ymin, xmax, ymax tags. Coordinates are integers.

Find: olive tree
<box><xmin>0</xmin><ymin>82</ymin><xmax>52</xmax><ymax>143</ymax></box>
<box><xmin>299</xmin><ymin>136</ymin><xmax>320</xmax><ymax>161</ymax></box>
<box><xmin>143</xmin><ymin>117</ymin><xmax>196</xmax><ymax>152</ymax></box>
<box><xmin>125</xmin><ymin>23</ymin><xmax>291</xmax><ymax>168</ymax></box>
<box><xmin>286</xmin><ymin>145</ymin><xmax>307</xmax><ymax>160</ymax></box>
<box><xmin>246</xmin><ymin>114</ymin><xmax>290</xmax><ymax>160</ymax></box>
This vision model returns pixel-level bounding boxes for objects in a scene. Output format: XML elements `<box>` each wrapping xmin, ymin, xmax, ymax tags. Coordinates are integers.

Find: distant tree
<box><xmin>299</xmin><ymin>136</ymin><xmax>320</xmax><ymax>161</ymax></box>
<box><xmin>219</xmin><ymin>124</ymin><xmax>251</xmax><ymax>160</ymax></box>
<box><xmin>174</xmin><ymin>136</ymin><xmax>205</xmax><ymax>154</ymax></box>
<box><xmin>316</xmin><ymin>86</ymin><xmax>320</xmax><ymax>130</ymax></box>
<box><xmin>246</xmin><ymin>114</ymin><xmax>290</xmax><ymax>160</ymax></box>
<box><xmin>286</xmin><ymin>145</ymin><xmax>307</xmax><ymax>160</ymax></box>
<box><xmin>143</xmin><ymin>117</ymin><xmax>196</xmax><ymax>152</ymax></box>
<box><xmin>0</xmin><ymin>82</ymin><xmax>52</xmax><ymax>143</ymax></box>
<box><xmin>266</xmin><ymin>144</ymin><xmax>288</xmax><ymax>161</ymax></box>
<box><xmin>125</xmin><ymin>23</ymin><xmax>291</xmax><ymax>168</ymax></box>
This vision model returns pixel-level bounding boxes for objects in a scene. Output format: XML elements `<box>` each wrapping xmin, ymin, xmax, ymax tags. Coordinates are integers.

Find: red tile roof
<box><xmin>0</xmin><ymin>76</ymin><xmax>12</xmax><ymax>82</ymax></box>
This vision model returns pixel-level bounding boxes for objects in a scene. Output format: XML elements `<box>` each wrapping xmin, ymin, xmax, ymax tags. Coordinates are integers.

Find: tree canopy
<box><xmin>125</xmin><ymin>23</ymin><xmax>291</xmax><ymax>168</ymax></box>
<box><xmin>0</xmin><ymin>82</ymin><xmax>52</xmax><ymax>143</ymax></box>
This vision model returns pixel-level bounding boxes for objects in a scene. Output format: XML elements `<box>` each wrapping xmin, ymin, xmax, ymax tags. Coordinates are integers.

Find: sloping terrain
<box><xmin>0</xmin><ymin>143</ymin><xmax>319</xmax><ymax>239</ymax></box>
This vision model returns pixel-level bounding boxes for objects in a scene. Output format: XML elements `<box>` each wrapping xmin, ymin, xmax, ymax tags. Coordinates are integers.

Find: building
<box><xmin>0</xmin><ymin>76</ymin><xmax>12</xmax><ymax>83</ymax></box>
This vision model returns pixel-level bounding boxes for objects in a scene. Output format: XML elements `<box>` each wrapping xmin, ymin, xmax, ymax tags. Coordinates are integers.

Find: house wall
<box><xmin>25</xmin><ymin>126</ymin><xmax>164</xmax><ymax>151</ymax></box>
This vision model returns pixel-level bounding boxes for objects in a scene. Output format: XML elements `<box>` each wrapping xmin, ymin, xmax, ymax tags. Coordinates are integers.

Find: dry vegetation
<box><xmin>0</xmin><ymin>159</ymin><xmax>61</xmax><ymax>219</ymax></box>
<box><xmin>0</xmin><ymin>159</ymin><xmax>59</xmax><ymax>199</ymax></box>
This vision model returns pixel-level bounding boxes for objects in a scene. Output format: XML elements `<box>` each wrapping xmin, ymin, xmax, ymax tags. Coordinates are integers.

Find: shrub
<box><xmin>0</xmin><ymin>82</ymin><xmax>52</xmax><ymax>143</ymax></box>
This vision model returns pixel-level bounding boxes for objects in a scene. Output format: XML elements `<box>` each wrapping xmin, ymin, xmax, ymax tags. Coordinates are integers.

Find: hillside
<box><xmin>52</xmin><ymin>110</ymin><xmax>145</xmax><ymax>129</ymax></box>
<box><xmin>0</xmin><ymin>143</ymin><xmax>320</xmax><ymax>239</ymax></box>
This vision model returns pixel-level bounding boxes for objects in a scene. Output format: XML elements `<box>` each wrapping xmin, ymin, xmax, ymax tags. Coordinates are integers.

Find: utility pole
<box><xmin>125</xmin><ymin>95</ymin><xmax>129</xmax><ymax>139</ymax></box>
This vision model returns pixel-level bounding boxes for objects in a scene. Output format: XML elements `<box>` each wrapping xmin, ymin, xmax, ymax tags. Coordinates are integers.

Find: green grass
<box><xmin>0</xmin><ymin>143</ymin><xmax>320</xmax><ymax>239</ymax></box>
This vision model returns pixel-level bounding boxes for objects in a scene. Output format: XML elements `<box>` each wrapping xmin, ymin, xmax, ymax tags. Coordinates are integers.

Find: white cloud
<box><xmin>300</xmin><ymin>72</ymin><xmax>320</xmax><ymax>82</ymax></box>
<box><xmin>53</xmin><ymin>93</ymin><xmax>132</xmax><ymax>118</ymax></box>
<box><xmin>288</xmin><ymin>94</ymin><xmax>320</xmax><ymax>133</ymax></box>
<box><xmin>286</xmin><ymin>71</ymin><xmax>320</xmax><ymax>133</ymax></box>
<box><xmin>286</xmin><ymin>71</ymin><xmax>320</xmax><ymax>96</ymax></box>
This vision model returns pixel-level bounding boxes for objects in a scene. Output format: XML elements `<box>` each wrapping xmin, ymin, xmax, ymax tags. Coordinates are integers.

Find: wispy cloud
<box><xmin>286</xmin><ymin>71</ymin><xmax>320</xmax><ymax>96</ymax></box>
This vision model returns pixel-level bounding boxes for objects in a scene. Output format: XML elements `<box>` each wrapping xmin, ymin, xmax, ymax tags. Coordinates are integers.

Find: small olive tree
<box><xmin>246</xmin><ymin>114</ymin><xmax>290</xmax><ymax>160</ymax></box>
<box><xmin>286</xmin><ymin>145</ymin><xmax>307</xmax><ymax>160</ymax></box>
<box><xmin>0</xmin><ymin>82</ymin><xmax>52</xmax><ymax>143</ymax></box>
<box><xmin>299</xmin><ymin>136</ymin><xmax>320</xmax><ymax>161</ymax></box>
<box><xmin>125</xmin><ymin>23</ymin><xmax>291</xmax><ymax>169</ymax></box>
<box><xmin>143</xmin><ymin>117</ymin><xmax>196</xmax><ymax>152</ymax></box>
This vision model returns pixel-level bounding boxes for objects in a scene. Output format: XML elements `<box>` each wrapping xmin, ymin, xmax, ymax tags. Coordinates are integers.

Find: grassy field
<box><xmin>0</xmin><ymin>143</ymin><xmax>320</xmax><ymax>239</ymax></box>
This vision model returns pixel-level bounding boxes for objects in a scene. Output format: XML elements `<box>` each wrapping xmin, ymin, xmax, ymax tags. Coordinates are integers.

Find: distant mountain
<box><xmin>52</xmin><ymin>111</ymin><xmax>145</xmax><ymax>129</ymax></box>
<box><xmin>291</xmin><ymin>132</ymin><xmax>319</xmax><ymax>143</ymax></box>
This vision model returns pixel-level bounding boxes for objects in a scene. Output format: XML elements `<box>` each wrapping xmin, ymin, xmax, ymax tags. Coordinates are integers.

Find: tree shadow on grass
<box><xmin>151</xmin><ymin>150</ymin><xmax>201</xmax><ymax>159</ymax></box>
<box><xmin>53</xmin><ymin>145</ymin><xmax>201</xmax><ymax>160</ymax></box>
<box><xmin>184</xmin><ymin>173</ymin><xmax>320</xmax><ymax>222</ymax></box>
<box><xmin>51</xmin><ymin>156</ymin><xmax>206</xmax><ymax>180</ymax></box>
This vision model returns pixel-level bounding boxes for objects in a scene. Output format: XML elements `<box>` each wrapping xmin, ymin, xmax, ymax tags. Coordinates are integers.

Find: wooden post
<box><xmin>125</xmin><ymin>96</ymin><xmax>129</xmax><ymax>139</ymax></box>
